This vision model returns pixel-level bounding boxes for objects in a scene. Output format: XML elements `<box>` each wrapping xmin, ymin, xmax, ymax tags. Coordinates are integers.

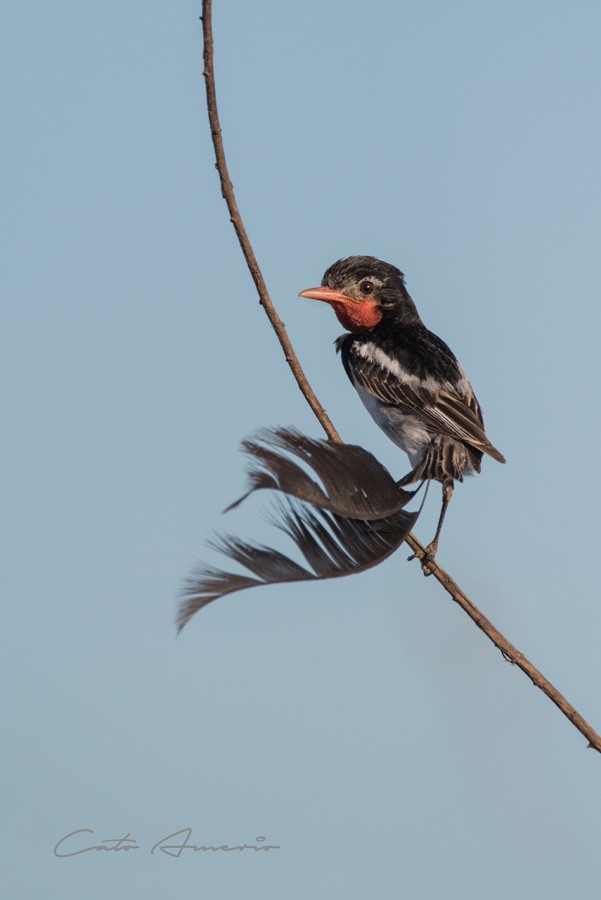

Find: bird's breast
<box><xmin>353</xmin><ymin>383</ymin><xmax>432</xmax><ymax>467</ymax></box>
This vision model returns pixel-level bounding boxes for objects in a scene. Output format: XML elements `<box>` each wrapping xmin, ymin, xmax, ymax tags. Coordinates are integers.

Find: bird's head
<box><xmin>299</xmin><ymin>256</ymin><xmax>421</xmax><ymax>331</ymax></box>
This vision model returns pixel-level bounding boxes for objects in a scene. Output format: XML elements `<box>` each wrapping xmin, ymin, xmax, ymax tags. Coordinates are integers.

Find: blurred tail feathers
<box><xmin>178</xmin><ymin>427</ymin><xmax>420</xmax><ymax>632</ymax></box>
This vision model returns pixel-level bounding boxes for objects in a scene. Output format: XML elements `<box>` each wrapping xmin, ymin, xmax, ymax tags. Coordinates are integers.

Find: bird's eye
<box><xmin>360</xmin><ymin>281</ymin><xmax>374</xmax><ymax>295</ymax></box>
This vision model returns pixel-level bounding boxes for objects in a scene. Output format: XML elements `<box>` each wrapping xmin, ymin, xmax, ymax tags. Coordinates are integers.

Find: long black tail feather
<box><xmin>178</xmin><ymin>428</ymin><xmax>420</xmax><ymax>632</ymax></box>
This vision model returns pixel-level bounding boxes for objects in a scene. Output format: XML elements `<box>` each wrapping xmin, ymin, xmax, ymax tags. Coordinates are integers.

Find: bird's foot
<box><xmin>419</xmin><ymin>541</ymin><xmax>438</xmax><ymax>576</ymax></box>
<box><xmin>407</xmin><ymin>550</ymin><xmax>434</xmax><ymax>578</ymax></box>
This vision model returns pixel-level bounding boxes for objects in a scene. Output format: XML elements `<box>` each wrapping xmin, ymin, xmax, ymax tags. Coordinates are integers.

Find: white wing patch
<box><xmin>355</xmin><ymin>340</ymin><xmax>472</xmax><ymax>396</ymax></box>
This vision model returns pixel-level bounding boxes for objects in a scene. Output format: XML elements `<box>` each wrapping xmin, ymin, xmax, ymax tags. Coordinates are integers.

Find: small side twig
<box><xmin>199</xmin><ymin>0</ymin><xmax>601</xmax><ymax>754</ymax></box>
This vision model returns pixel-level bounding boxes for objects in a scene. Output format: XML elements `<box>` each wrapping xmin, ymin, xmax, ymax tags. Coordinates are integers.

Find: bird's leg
<box><xmin>420</xmin><ymin>480</ymin><xmax>454</xmax><ymax>573</ymax></box>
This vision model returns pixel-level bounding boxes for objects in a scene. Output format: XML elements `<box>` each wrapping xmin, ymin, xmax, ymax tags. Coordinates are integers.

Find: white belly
<box><xmin>354</xmin><ymin>384</ymin><xmax>431</xmax><ymax>467</ymax></box>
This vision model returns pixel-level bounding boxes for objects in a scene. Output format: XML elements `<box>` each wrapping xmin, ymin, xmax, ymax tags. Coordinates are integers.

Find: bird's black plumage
<box><xmin>301</xmin><ymin>256</ymin><xmax>505</xmax><ymax>564</ymax></box>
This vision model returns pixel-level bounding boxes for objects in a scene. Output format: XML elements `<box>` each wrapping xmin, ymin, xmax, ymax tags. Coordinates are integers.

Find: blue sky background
<box><xmin>4</xmin><ymin>1</ymin><xmax>601</xmax><ymax>897</ymax></box>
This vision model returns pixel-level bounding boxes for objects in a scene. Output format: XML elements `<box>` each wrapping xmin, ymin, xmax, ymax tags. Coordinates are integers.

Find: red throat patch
<box><xmin>332</xmin><ymin>300</ymin><xmax>383</xmax><ymax>331</ymax></box>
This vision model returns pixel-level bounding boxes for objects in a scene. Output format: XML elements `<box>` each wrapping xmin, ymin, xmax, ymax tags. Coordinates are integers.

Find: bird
<box><xmin>299</xmin><ymin>256</ymin><xmax>505</xmax><ymax>568</ymax></box>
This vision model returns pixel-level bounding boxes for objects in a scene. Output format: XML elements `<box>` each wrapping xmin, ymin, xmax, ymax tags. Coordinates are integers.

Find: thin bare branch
<box><xmin>403</xmin><ymin>532</ymin><xmax>601</xmax><ymax>750</ymax></box>
<box><xmin>201</xmin><ymin>1</ymin><xmax>340</xmax><ymax>443</ymax></box>
<box><xmin>199</xmin><ymin>0</ymin><xmax>601</xmax><ymax>754</ymax></box>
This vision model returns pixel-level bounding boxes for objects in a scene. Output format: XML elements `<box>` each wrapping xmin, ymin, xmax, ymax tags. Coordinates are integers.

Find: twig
<box><xmin>201</xmin><ymin>4</ymin><xmax>340</xmax><ymax>443</ymax></box>
<box><xmin>403</xmin><ymin>532</ymin><xmax>601</xmax><ymax>749</ymax></box>
<box><xmin>199</xmin><ymin>0</ymin><xmax>601</xmax><ymax>754</ymax></box>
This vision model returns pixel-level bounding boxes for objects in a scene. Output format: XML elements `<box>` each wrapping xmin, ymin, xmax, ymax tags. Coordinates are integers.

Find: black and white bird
<box><xmin>300</xmin><ymin>256</ymin><xmax>505</xmax><ymax>565</ymax></box>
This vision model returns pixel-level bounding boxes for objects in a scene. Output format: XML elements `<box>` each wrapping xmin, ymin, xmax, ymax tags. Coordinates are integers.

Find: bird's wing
<box><xmin>432</xmin><ymin>390</ymin><xmax>505</xmax><ymax>462</ymax></box>
<box><xmin>345</xmin><ymin>346</ymin><xmax>505</xmax><ymax>462</ymax></box>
